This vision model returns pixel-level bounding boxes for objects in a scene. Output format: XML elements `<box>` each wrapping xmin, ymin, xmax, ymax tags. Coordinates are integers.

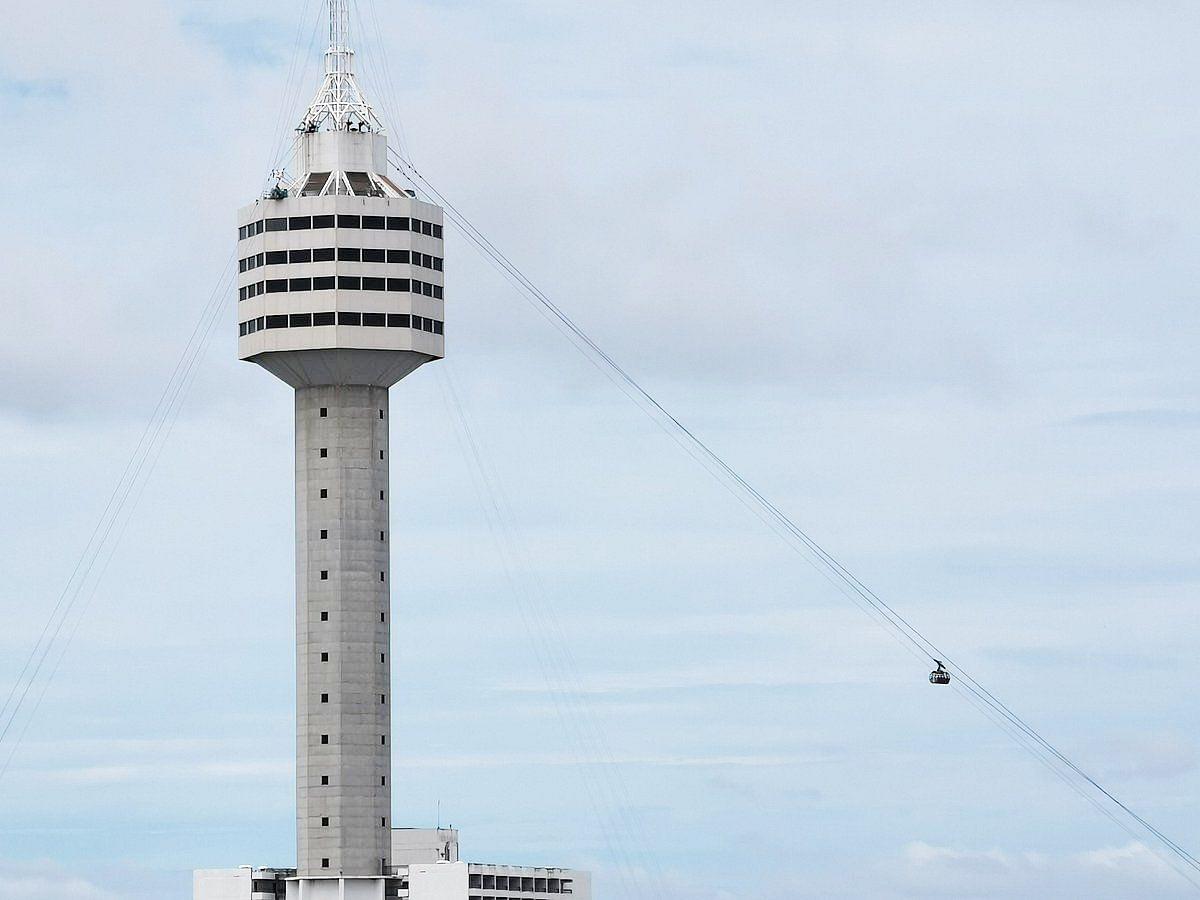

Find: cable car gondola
<box><xmin>929</xmin><ymin>661</ymin><xmax>951</xmax><ymax>685</ymax></box>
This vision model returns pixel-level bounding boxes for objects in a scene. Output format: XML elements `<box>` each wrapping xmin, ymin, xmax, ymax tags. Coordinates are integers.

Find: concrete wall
<box><xmin>235</xmin><ymin>194</ymin><xmax>446</xmax><ymax>366</ymax></box>
<box><xmin>409</xmin><ymin>862</ymin><xmax>468</xmax><ymax>900</ymax></box>
<box><xmin>296</xmin><ymin>385</ymin><xmax>392</xmax><ymax>876</ymax></box>
<box><xmin>194</xmin><ymin>868</ymin><xmax>252</xmax><ymax>900</ymax></box>
<box><xmin>392</xmin><ymin>828</ymin><xmax>460</xmax><ymax>864</ymax></box>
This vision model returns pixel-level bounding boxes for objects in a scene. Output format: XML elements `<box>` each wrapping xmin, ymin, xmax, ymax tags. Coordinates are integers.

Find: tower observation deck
<box><xmin>236</xmin><ymin>0</ymin><xmax>443</xmax><ymax>881</ymax></box>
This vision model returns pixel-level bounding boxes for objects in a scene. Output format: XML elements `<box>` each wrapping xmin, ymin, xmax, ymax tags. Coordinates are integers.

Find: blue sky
<box><xmin>2</xmin><ymin>1</ymin><xmax>1200</xmax><ymax>897</ymax></box>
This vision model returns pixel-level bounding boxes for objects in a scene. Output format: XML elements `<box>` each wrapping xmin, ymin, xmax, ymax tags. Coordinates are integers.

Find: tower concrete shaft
<box><xmin>295</xmin><ymin>385</ymin><xmax>391</xmax><ymax>876</ymax></box>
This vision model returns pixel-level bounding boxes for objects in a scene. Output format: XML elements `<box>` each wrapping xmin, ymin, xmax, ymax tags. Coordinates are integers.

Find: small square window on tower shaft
<box><xmin>322</xmin><ymin>817</ymin><xmax>329</xmax><ymax>827</ymax></box>
<box><xmin>319</xmin><ymin>408</ymin><xmax>327</xmax><ymax>418</ymax></box>
<box><xmin>321</xmin><ymin>775</ymin><xmax>329</xmax><ymax>785</ymax></box>
<box><xmin>320</xmin><ymin>570</ymin><xmax>328</xmax><ymax>580</ymax></box>
<box><xmin>321</xmin><ymin>735</ymin><xmax>329</xmax><ymax>745</ymax></box>
<box><xmin>322</xmin><ymin>859</ymin><xmax>329</xmax><ymax>869</ymax></box>
<box><xmin>320</xmin><ymin>489</ymin><xmax>328</xmax><ymax>499</ymax></box>
<box><xmin>321</xmin><ymin>652</ymin><xmax>329</xmax><ymax>662</ymax></box>
<box><xmin>320</xmin><ymin>529</ymin><xmax>328</xmax><ymax>540</ymax></box>
<box><xmin>321</xmin><ymin>611</ymin><xmax>329</xmax><ymax>621</ymax></box>
<box><xmin>319</xmin><ymin>448</ymin><xmax>328</xmax><ymax>458</ymax></box>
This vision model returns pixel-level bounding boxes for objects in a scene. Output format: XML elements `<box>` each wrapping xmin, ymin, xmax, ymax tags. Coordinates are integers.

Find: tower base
<box><xmin>194</xmin><ymin>828</ymin><xmax>590</xmax><ymax>900</ymax></box>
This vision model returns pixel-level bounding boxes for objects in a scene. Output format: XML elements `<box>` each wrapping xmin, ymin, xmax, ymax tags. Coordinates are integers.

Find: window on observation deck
<box><xmin>265</xmin><ymin>217</ymin><xmax>287</xmax><ymax>232</ymax></box>
<box><xmin>338</xmin><ymin>312</ymin><xmax>361</xmax><ymax>326</ymax></box>
<box><xmin>387</xmin><ymin>250</ymin><xmax>410</xmax><ymax>264</ymax></box>
<box><xmin>337</xmin><ymin>214</ymin><xmax>361</xmax><ymax>228</ymax></box>
<box><xmin>313</xmin><ymin>277</ymin><xmax>335</xmax><ymax>292</ymax></box>
<box><xmin>289</xmin><ymin>313</ymin><xmax>312</xmax><ymax>327</ymax></box>
<box><xmin>313</xmin><ymin>311</ymin><xmax>335</xmax><ymax>325</ymax></box>
<box><xmin>313</xmin><ymin>247</ymin><xmax>335</xmax><ymax>262</ymax></box>
<box><xmin>265</xmin><ymin>315</ymin><xmax>288</xmax><ymax>329</ymax></box>
<box><xmin>362</xmin><ymin>248</ymin><xmax>385</xmax><ymax>263</ymax></box>
<box><xmin>338</xmin><ymin>247</ymin><xmax>361</xmax><ymax>262</ymax></box>
<box><xmin>363</xmin><ymin>278</ymin><xmax>385</xmax><ymax>292</ymax></box>
<box><xmin>386</xmin><ymin>216</ymin><xmax>409</xmax><ymax>231</ymax></box>
<box><xmin>363</xmin><ymin>215</ymin><xmax>385</xmax><ymax>230</ymax></box>
<box><xmin>290</xmin><ymin>249</ymin><xmax>313</xmax><ymax>264</ymax></box>
<box><xmin>363</xmin><ymin>313</ymin><xmax>386</xmax><ymax>326</ymax></box>
<box><xmin>338</xmin><ymin>276</ymin><xmax>361</xmax><ymax>291</ymax></box>
<box><xmin>289</xmin><ymin>216</ymin><xmax>311</xmax><ymax>230</ymax></box>
<box><xmin>289</xmin><ymin>280</ymin><xmax>312</xmax><ymax>294</ymax></box>
<box><xmin>302</xmin><ymin>173</ymin><xmax>330</xmax><ymax>196</ymax></box>
<box><xmin>313</xmin><ymin>214</ymin><xmax>335</xmax><ymax>229</ymax></box>
<box><xmin>266</xmin><ymin>251</ymin><xmax>288</xmax><ymax>265</ymax></box>
<box><xmin>387</xmin><ymin>314</ymin><xmax>410</xmax><ymax>327</ymax></box>
<box><xmin>386</xmin><ymin>278</ymin><xmax>410</xmax><ymax>293</ymax></box>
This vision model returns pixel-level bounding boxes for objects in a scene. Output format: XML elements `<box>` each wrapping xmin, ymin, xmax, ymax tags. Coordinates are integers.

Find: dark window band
<box><xmin>239</xmin><ymin>312</ymin><xmax>442</xmax><ymax>335</ymax></box>
<box><xmin>240</xmin><ymin>248</ymin><xmax>443</xmax><ymax>271</ymax></box>
<box><xmin>239</xmin><ymin>216</ymin><xmax>442</xmax><ymax>240</ymax></box>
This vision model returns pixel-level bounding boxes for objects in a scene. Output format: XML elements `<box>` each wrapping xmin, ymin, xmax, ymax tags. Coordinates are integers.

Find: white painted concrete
<box><xmin>392</xmin><ymin>828</ymin><xmax>459</xmax><ymax>865</ymax></box>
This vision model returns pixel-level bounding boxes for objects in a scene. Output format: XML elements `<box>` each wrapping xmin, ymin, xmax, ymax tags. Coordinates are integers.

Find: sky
<box><xmin>2</xmin><ymin>1</ymin><xmax>1200</xmax><ymax>897</ymax></box>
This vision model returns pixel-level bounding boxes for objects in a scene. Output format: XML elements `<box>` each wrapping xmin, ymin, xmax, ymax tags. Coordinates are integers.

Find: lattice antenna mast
<box><xmin>298</xmin><ymin>0</ymin><xmax>384</xmax><ymax>133</ymax></box>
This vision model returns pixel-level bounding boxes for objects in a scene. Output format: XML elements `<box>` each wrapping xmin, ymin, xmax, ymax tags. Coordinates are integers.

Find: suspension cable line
<box><xmin>0</xmin><ymin>258</ymin><xmax>235</xmax><ymax>781</ymax></box>
<box><xmin>384</xmin><ymin>147</ymin><xmax>1200</xmax><ymax>888</ymax></box>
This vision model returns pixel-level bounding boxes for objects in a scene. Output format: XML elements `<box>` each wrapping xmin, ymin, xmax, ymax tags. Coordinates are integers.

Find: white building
<box><xmin>196</xmin><ymin>2</ymin><xmax>589</xmax><ymax>896</ymax></box>
<box><xmin>195</xmin><ymin>829</ymin><xmax>591</xmax><ymax>900</ymax></box>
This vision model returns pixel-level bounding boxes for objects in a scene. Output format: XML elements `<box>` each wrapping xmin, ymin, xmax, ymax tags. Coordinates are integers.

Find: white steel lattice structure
<box><xmin>299</xmin><ymin>0</ymin><xmax>384</xmax><ymax>134</ymax></box>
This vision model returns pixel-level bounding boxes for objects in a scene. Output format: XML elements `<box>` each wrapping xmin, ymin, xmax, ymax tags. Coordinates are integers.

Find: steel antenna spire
<box><xmin>299</xmin><ymin>0</ymin><xmax>384</xmax><ymax>133</ymax></box>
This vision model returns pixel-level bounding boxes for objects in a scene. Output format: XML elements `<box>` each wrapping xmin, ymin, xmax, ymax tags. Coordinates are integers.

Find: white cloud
<box><xmin>893</xmin><ymin>841</ymin><xmax>1193</xmax><ymax>899</ymax></box>
<box><xmin>0</xmin><ymin>862</ymin><xmax>116</xmax><ymax>900</ymax></box>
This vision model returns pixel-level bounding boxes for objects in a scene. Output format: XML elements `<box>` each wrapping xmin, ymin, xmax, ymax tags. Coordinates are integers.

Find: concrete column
<box><xmin>296</xmin><ymin>384</ymin><xmax>392</xmax><ymax>876</ymax></box>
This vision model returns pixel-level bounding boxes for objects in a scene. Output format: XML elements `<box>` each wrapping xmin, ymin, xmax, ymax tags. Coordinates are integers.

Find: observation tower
<box><xmin>236</xmin><ymin>0</ymin><xmax>443</xmax><ymax>883</ymax></box>
<box><xmin>198</xmin><ymin>4</ymin><xmax>589</xmax><ymax>898</ymax></box>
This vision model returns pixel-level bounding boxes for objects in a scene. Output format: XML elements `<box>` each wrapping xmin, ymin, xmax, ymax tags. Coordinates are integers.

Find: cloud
<box><xmin>0</xmin><ymin>862</ymin><xmax>116</xmax><ymax>900</ymax></box>
<box><xmin>1098</xmin><ymin>734</ymin><xmax>1199</xmax><ymax>782</ymax></box>
<box><xmin>1068</xmin><ymin>409</ymin><xmax>1200</xmax><ymax>429</ymax></box>
<box><xmin>892</xmin><ymin>841</ymin><xmax>1192</xmax><ymax>899</ymax></box>
<box><xmin>182</xmin><ymin>15</ymin><xmax>293</xmax><ymax>67</ymax></box>
<box><xmin>0</xmin><ymin>77</ymin><xmax>69</xmax><ymax>100</ymax></box>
